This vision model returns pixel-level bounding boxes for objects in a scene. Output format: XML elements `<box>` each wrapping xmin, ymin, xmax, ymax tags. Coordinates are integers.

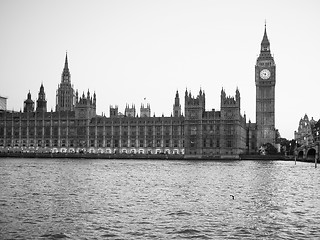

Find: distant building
<box><xmin>0</xmin><ymin>96</ymin><xmax>7</xmax><ymax>111</ymax></box>
<box><xmin>295</xmin><ymin>114</ymin><xmax>318</xmax><ymax>146</ymax></box>
<box><xmin>294</xmin><ymin>114</ymin><xmax>320</xmax><ymax>160</ymax></box>
<box><xmin>314</xmin><ymin>120</ymin><xmax>320</xmax><ymax>142</ymax></box>
<box><xmin>0</xmin><ymin>26</ymin><xmax>277</xmax><ymax>157</ymax></box>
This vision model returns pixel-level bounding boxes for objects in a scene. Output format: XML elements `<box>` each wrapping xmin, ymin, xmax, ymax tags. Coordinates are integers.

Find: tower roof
<box><xmin>40</xmin><ymin>83</ymin><xmax>44</xmax><ymax>92</ymax></box>
<box><xmin>257</xmin><ymin>23</ymin><xmax>274</xmax><ymax>62</ymax></box>
<box><xmin>261</xmin><ymin>23</ymin><xmax>270</xmax><ymax>47</ymax></box>
<box><xmin>64</xmin><ymin>52</ymin><xmax>69</xmax><ymax>70</ymax></box>
<box><xmin>61</xmin><ymin>52</ymin><xmax>71</xmax><ymax>83</ymax></box>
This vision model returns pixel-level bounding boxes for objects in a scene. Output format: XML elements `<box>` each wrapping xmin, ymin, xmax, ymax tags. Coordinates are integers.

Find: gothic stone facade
<box><xmin>0</xmin><ymin>26</ymin><xmax>276</xmax><ymax>157</ymax></box>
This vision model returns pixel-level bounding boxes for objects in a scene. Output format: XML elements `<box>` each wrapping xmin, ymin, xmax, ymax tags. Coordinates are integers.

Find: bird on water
<box><xmin>230</xmin><ymin>195</ymin><xmax>235</xmax><ymax>200</ymax></box>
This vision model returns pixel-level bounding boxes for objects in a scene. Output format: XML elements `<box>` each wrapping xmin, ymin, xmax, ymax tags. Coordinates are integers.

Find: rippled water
<box><xmin>1</xmin><ymin>158</ymin><xmax>320</xmax><ymax>239</ymax></box>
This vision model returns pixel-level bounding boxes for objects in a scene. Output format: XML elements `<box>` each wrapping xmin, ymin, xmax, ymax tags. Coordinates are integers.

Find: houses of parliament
<box><xmin>0</xmin><ymin>26</ymin><xmax>276</xmax><ymax>158</ymax></box>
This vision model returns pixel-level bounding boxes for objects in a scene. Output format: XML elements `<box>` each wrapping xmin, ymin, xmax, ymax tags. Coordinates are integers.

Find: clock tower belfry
<box><xmin>255</xmin><ymin>24</ymin><xmax>276</xmax><ymax>148</ymax></box>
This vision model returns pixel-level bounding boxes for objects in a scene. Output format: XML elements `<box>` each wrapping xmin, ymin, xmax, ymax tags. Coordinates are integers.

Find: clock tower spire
<box><xmin>255</xmin><ymin>24</ymin><xmax>276</xmax><ymax>148</ymax></box>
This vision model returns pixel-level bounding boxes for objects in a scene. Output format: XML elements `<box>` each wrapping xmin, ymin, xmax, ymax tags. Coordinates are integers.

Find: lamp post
<box><xmin>316</xmin><ymin>131</ymin><xmax>319</xmax><ymax>168</ymax></box>
<box><xmin>294</xmin><ymin>140</ymin><xmax>297</xmax><ymax>165</ymax></box>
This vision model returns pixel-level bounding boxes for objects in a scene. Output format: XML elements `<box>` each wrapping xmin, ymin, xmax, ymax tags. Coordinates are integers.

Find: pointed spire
<box><xmin>64</xmin><ymin>52</ymin><xmax>69</xmax><ymax>70</ymax></box>
<box><xmin>261</xmin><ymin>22</ymin><xmax>270</xmax><ymax>51</ymax></box>
<box><xmin>39</xmin><ymin>83</ymin><xmax>44</xmax><ymax>94</ymax></box>
<box><xmin>257</xmin><ymin>23</ymin><xmax>274</xmax><ymax>62</ymax></box>
<box><xmin>61</xmin><ymin>52</ymin><xmax>71</xmax><ymax>83</ymax></box>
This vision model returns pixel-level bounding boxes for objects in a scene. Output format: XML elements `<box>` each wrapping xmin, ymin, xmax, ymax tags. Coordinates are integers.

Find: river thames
<box><xmin>1</xmin><ymin>158</ymin><xmax>320</xmax><ymax>239</ymax></box>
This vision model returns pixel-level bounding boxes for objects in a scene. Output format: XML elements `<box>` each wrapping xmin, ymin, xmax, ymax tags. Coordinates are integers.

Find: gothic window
<box><xmin>29</xmin><ymin>127</ymin><xmax>34</xmax><ymax>137</ymax></box>
<box><xmin>190</xmin><ymin>139</ymin><xmax>195</xmax><ymax>148</ymax></box>
<box><xmin>37</xmin><ymin>129</ymin><xmax>42</xmax><ymax>138</ymax></box>
<box><xmin>14</xmin><ymin>129</ymin><xmax>20</xmax><ymax>138</ymax></box>
<box><xmin>0</xmin><ymin>127</ymin><xmax>4</xmax><ymax>137</ymax></box>
<box><xmin>61</xmin><ymin>128</ymin><xmax>67</xmax><ymax>137</ymax></box>
<box><xmin>210</xmin><ymin>139</ymin><xmax>213</xmax><ymax>148</ymax></box>
<box><xmin>191</xmin><ymin>126</ymin><xmax>196</xmax><ymax>135</ymax></box>
<box><xmin>44</xmin><ymin>127</ymin><xmax>50</xmax><ymax>136</ymax></box>
<box><xmin>156</xmin><ymin>126</ymin><xmax>161</xmax><ymax>136</ymax></box>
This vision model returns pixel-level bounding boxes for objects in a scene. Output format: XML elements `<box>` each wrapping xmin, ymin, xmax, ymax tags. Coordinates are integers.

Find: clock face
<box><xmin>260</xmin><ymin>69</ymin><xmax>271</xmax><ymax>80</ymax></box>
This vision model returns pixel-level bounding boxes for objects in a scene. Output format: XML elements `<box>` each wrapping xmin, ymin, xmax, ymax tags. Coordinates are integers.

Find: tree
<box><xmin>259</xmin><ymin>143</ymin><xmax>278</xmax><ymax>155</ymax></box>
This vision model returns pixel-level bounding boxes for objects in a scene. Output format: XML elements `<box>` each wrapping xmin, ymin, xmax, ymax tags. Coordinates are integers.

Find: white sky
<box><xmin>0</xmin><ymin>0</ymin><xmax>319</xmax><ymax>140</ymax></box>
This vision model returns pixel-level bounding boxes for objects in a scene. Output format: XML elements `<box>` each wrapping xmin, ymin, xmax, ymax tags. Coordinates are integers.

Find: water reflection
<box><xmin>1</xmin><ymin>159</ymin><xmax>320</xmax><ymax>239</ymax></box>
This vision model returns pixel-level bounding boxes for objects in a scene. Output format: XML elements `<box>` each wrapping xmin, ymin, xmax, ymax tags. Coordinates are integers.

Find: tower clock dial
<box><xmin>260</xmin><ymin>69</ymin><xmax>271</xmax><ymax>79</ymax></box>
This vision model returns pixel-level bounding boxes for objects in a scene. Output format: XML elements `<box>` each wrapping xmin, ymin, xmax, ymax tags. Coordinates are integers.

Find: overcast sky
<box><xmin>0</xmin><ymin>0</ymin><xmax>319</xmax><ymax>139</ymax></box>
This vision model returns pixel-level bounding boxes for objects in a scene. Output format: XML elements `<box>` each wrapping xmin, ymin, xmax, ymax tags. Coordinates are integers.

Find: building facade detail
<box><xmin>0</xmin><ymin>26</ymin><xmax>278</xmax><ymax>157</ymax></box>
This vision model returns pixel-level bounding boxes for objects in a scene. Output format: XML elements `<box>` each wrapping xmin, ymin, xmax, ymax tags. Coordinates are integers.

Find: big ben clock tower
<box><xmin>255</xmin><ymin>24</ymin><xmax>276</xmax><ymax>148</ymax></box>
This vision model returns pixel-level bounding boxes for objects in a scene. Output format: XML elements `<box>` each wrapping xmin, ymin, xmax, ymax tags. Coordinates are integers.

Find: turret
<box><xmin>110</xmin><ymin>105</ymin><xmax>118</xmax><ymax>118</ymax></box>
<box><xmin>74</xmin><ymin>89</ymin><xmax>96</xmax><ymax>119</ymax></box>
<box><xmin>221</xmin><ymin>88</ymin><xmax>240</xmax><ymax>108</ymax></box>
<box><xmin>23</xmin><ymin>91</ymin><xmax>34</xmax><ymax>112</ymax></box>
<box><xmin>140</xmin><ymin>103</ymin><xmax>151</xmax><ymax>117</ymax></box>
<box><xmin>125</xmin><ymin>104</ymin><xmax>136</xmax><ymax>117</ymax></box>
<box><xmin>93</xmin><ymin>92</ymin><xmax>96</xmax><ymax>105</ymax></box>
<box><xmin>173</xmin><ymin>90</ymin><xmax>181</xmax><ymax>117</ymax></box>
<box><xmin>184</xmin><ymin>88</ymin><xmax>205</xmax><ymax>120</ymax></box>
<box><xmin>75</xmin><ymin>90</ymin><xmax>79</xmax><ymax>103</ymax></box>
<box><xmin>36</xmin><ymin>83</ymin><xmax>47</xmax><ymax>113</ymax></box>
